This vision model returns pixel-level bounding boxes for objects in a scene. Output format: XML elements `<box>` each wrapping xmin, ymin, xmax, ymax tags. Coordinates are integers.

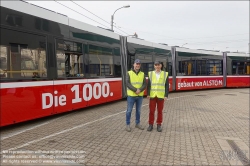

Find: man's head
<box><xmin>133</xmin><ymin>59</ymin><xmax>141</xmax><ymax>71</ymax></box>
<box><xmin>154</xmin><ymin>61</ymin><xmax>162</xmax><ymax>71</ymax></box>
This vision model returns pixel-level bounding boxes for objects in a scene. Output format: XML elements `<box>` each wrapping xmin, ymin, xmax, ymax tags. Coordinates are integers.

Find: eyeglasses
<box><xmin>135</xmin><ymin>63</ymin><xmax>141</xmax><ymax>65</ymax></box>
<box><xmin>154</xmin><ymin>64</ymin><xmax>160</xmax><ymax>66</ymax></box>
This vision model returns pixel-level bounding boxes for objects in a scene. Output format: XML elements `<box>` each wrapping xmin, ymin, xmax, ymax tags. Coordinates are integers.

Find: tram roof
<box><xmin>227</xmin><ymin>52</ymin><xmax>249</xmax><ymax>57</ymax></box>
<box><xmin>176</xmin><ymin>47</ymin><xmax>223</xmax><ymax>56</ymax></box>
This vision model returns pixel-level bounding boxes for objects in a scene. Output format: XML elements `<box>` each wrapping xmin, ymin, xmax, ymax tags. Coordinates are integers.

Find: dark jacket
<box><xmin>147</xmin><ymin>71</ymin><xmax>169</xmax><ymax>98</ymax></box>
<box><xmin>126</xmin><ymin>69</ymin><xmax>147</xmax><ymax>94</ymax></box>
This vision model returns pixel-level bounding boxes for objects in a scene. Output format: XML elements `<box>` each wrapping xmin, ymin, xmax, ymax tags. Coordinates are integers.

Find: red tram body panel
<box><xmin>176</xmin><ymin>76</ymin><xmax>224</xmax><ymax>91</ymax></box>
<box><xmin>0</xmin><ymin>79</ymin><xmax>122</xmax><ymax>127</ymax></box>
<box><xmin>226</xmin><ymin>76</ymin><xmax>250</xmax><ymax>87</ymax></box>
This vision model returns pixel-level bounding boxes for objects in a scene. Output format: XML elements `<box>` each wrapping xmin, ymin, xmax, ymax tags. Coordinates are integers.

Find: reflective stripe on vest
<box><xmin>148</xmin><ymin>71</ymin><xmax>168</xmax><ymax>98</ymax></box>
<box><xmin>127</xmin><ymin>70</ymin><xmax>144</xmax><ymax>96</ymax></box>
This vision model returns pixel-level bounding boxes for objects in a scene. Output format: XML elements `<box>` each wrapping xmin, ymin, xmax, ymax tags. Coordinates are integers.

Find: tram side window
<box><xmin>0</xmin><ymin>29</ymin><xmax>47</xmax><ymax>79</ymax></box>
<box><xmin>232</xmin><ymin>61</ymin><xmax>250</xmax><ymax>75</ymax></box>
<box><xmin>178</xmin><ymin>60</ymin><xmax>195</xmax><ymax>76</ymax></box>
<box><xmin>207</xmin><ymin>60</ymin><xmax>222</xmax><ymax>75</ymax></box>
<box><xmin>56</xmin><ymin>51</ymin><xmax>84</xmax><ymax>78</ymax></box>
<box><xmin>0</xmin><ymin>46</ymin><xmax>8</xmax><ymax>78</ymax></box>
<box><xmin>56</xmin><ymin>40</ymin><xmax>84</xmax><ymax>78</ymax></box>
<box><xmin>178</xmin><ymin>59</ymin><xmax>222</xmax><ymax>76</ymax></box>
<box><xmin>88</xmin><ymin>45</ymin><xmax>113</xmax><ymax>77</ymax></box>
<box><xmin>0</xmin><ymin>45</ymin><xmax>47</xmax><ymax>79</ymax></box>
<box><xmin>196</xmin><ymin>60</ymin><xmax>207</xmax><ymax>75</ymax></box>
<box><xmin>137</xmin><ymin>54</ymin><xmax>153</xmax><ymax>76</ymax></box>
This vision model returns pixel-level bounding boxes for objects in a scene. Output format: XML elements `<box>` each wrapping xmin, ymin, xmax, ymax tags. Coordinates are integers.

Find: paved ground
<box><xmin>0</xmin><ymin>88</ymin><xmax>249</xmax><ymax>166</ymax></box>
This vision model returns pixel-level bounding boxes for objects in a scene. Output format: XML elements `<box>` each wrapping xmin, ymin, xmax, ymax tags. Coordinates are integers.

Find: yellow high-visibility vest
<box><xmin>127</xmin><ymin>70</ymin><xmax>145</xmax><ymax>96</ymax></box>
<box><xmin>148</xmin><ymin>71</ymin><xmax>168</xmax><ymax>98</ymax></box>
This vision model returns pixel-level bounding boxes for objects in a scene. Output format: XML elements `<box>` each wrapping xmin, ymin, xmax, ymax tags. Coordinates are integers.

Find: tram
<box><xmin>0</xmin><ymin>1</ymin><xmax>249</xmax><ymax>127</ymax></box>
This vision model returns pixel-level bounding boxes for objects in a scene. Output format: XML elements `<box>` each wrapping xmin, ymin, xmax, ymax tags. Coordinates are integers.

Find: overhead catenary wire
<box><xmin>55</xmin><ymin>0</ymin><xmax>130</xmax><ymax>36</ymax></box>
<box><xmin>70</xmin><ymin>0</ymin><xmax>110</xmax><ymax>26</ymax></box>
<box><xmin>70</xmin><ymin>1</ymin><xmax>130</xmax><ymax>36</ymax></box>
<box><xmin>54</xmin><ymin>0</ymin><xmax>110</xmax><ymax>29</ymax></box>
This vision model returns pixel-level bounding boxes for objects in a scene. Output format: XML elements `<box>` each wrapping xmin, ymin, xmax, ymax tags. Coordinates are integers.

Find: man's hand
<box><xmin>147</xmin><ymin>96</ymin><xmax>150</xmax><ymax>99</ymax></box>
<box><xmin>164</xmin><ymin>97</ymin><xmax>167</xmax><ymax>100</ymax></box>
<box><xmin>135</xmin><ymin>89</ymin><xmax>141</xmax><ymax>94</ymax></box>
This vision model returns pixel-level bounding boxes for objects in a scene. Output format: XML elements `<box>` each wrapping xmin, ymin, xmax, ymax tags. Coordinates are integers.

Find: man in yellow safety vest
<box><xmin>126</xmin><ymin>59</ymin><xmax>146</xmax><ymax>132</ymax></box>
<box><xmin>147</xmin><ymin>61</ymin><xmax>169</xmax><ymax>132</ymax></box>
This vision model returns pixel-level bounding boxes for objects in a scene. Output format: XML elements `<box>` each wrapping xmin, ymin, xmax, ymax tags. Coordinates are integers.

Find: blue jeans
<box><xmin>126</xmin><ymin>96</ymin><xmax>143</xmax><ymax>125</ymax></box>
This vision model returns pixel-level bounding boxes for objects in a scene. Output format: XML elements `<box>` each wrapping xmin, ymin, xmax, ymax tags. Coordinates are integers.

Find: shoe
<box><xmin>147</xmin><ymin>124</ymin><xmax>153</xmax><ymax>131</ymax></box>
<box><xmin>157</xmin><ymin>125</ymin><xmax>162</xmax><ymax>132</ymax></box>
<box><xmin>135</xmin><ymin>124</ymin><xmax>144</xmax><ymax>130</ymax></box>
<box><xmin>126</xmin><ymin>125</ymin><xmax>131</xmax><ymax>132</ymax></box>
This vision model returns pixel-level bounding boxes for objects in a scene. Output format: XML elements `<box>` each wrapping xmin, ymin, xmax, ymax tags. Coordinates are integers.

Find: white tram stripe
<box><xmin>0</xmin><ymin>78</ymin><xmax>122</xmax><ymax>89</ymax></box>
<box><xmin>227</xmin><ymin>75</ymin><xmax>250</xmax><ymax>78</ymax></box>
<box><xmin>0</xmin><ymin>81</ymin><xmax>54</xmax><ymax>89</ymax></box>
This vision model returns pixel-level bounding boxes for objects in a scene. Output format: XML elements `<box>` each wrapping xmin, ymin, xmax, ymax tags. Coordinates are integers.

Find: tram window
<box><xmin>207</xmin><ymin>60</ymin><xmax>222</xmax><ymax>75</ymax></box>
<box><xmin>56</xmin><ymin>51</ymin><xmax>65</xmax><ymax>77</ymax></box>
<box><xmin>56</xmin><ymin>51</ymin><xmax>84</xmax><ymax>78</ymax></box>
<box><xmin>6</xmin><ymin>14</ymin><xmax>22</xmax><ymax>27</ymax></box>
<box><xmin>56</xmin><ymin>40</ymin><xmax>84</xmax><ymax>78</ymax></box>
<box><xmin>179</xmin><ymin>60</ymin><xmax>195</xmax><ymax>76</ymax></box>
<box><xmin>0</xmin><ymin>46</ymin><xmax>8</xmax><ymax>78</ymax></box>
<box><xmin>35</xmin><ymin>18</ymin><xmax>49</xmax><ymax>32</ymax></box>
<box><xmin>137</xmin><ymin>54</ymin><xmax>153</xmax><ymax>76</ymax></box>
<box><xmin>88</xmin><ymin>45</ymin><xmax>113</xmax><ymax>77</ymax></box>
<box><xmin>0</xmin><ymin>45</ymin><xmax>47</xmax><ymax>79</ymax></box>
<box><xmin>232</xmin><ymin>61</ymin><xmax>250</xmax><ymax>75</ymax></box>
<box><xmin>0</xmin><ymin>29</ymin><xmax>47</xmax><ymax>79</ymax></box>
<box><xmin>178</xmin><ymin>59</ymin><xmax>222</xmax><ymax>76</ymax></box>
<box><xmin>141</xmin><ymin>63</ymin><xmax>153</xmax><ymax>76</ymax></box>
<box><xmin>21</xmin><ymin>48</ymin><xmax>46</xmax><ymax>78</ymax></box>
<box><xmin>196</xmin><ymin>60</ymin><xmax>207</xmax><ymax>75</ymax></box>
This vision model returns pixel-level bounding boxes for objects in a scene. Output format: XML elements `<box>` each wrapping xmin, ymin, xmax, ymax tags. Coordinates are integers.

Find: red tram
<box><xmin>0</xmin><ymin>1</ymin><xmax>249</xmax><ymax>126</ymax></box>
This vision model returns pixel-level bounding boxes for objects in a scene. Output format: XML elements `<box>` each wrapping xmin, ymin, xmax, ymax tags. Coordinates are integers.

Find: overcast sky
<box><xmin>27</xmin><ymin>1</ymin><xmax>249</xmax><ymax>53</ymax></box>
